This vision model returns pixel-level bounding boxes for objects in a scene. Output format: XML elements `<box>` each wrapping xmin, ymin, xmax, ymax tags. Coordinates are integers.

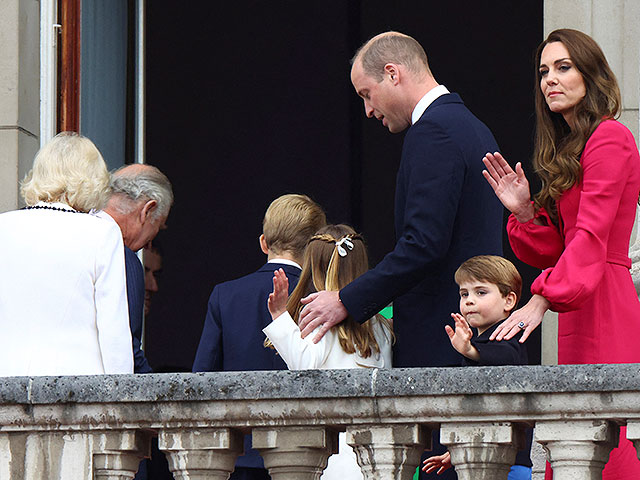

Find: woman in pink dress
<box><xmin>483</xmin><ymin>29</ymin><xmax>640</xmax><ymax>479</ymax></box>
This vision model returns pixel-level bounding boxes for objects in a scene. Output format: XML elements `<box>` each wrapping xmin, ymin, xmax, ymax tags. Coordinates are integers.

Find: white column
<box><xmin>0</xmin><ymin>0</ymin><xmax>41</xmax><ymax>213</ymax></box>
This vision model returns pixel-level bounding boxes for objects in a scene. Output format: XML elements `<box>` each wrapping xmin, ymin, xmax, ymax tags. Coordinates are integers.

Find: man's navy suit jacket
<box><xmin>192</xmin><ymin>262</ymin><xmax>300</xmax><ymax>470</ymax></box>
<box><xmin>125</xmin><ymin>247</ymin><xmax>153</xmax><ymax>374</ymax></box>
<box><xmin>341</xmin><ymin>93</ymin><xmax>503</xmax><ymax>368</ymax></box>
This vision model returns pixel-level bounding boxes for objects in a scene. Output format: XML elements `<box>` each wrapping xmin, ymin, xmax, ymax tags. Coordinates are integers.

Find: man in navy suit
<box><xmin>298</xmin><ymin>32</ymin><xmax>503</xmax><ymax>479</ymax></box>
<box><xmin>193</xmin><ymin>193</ymin><xmax>325</xmax><ymax>480</ymax></box>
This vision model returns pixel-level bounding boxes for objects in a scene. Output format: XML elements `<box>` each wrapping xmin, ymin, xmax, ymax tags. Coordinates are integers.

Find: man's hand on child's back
<box><xmin>445</xmin><ymin>313</ymin><xmax>480</xmax><ymax>361</ymax></box>
<box><xmin>298</xmin><ymin>291</ymin><xmax>347</xmax><ymax>343</ymax></box>
<box><xmin>268</xmin><ymin>268</ymin><xmax>289</xmax><ymax>319</ymax></box>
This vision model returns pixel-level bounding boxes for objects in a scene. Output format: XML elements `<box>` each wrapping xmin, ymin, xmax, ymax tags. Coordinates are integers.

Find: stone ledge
<box><xmin>0</xmin><ymin>364</ymin><xmax>639</xmax><ymax>405</ymax></box>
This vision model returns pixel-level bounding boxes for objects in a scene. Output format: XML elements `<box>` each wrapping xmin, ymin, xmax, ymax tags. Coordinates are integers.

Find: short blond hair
<box><xmin>455</xmin><ymin>255</ymin><xmax>522</xmax><ymax>307</ymax></box>
<box><xmin>21</xmin><ymin>132</ymin><xmax>110</xmax><ymax>212</ymax></box>
<box><xmin>262</xmin><ymin>194</ymin><xmax>326</xmax><ymax>259</ymax></box>
<box><xmin>352</xmin><ymin>31</ymin><xmax>431</xmax><ymax>82</ymax></box>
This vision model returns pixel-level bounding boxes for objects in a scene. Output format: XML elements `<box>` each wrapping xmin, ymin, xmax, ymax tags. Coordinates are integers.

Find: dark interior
<box><xmin>144</xmin><ymin>0</ymin><xmax>544</xmax><ymax>370</ymax></box>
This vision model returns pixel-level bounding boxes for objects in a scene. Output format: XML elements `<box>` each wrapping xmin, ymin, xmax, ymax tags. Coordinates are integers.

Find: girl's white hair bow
<box><xmin>335</xmin><ymin>237</ymin><xmax>354</xmax><ymax>257</ymax></box>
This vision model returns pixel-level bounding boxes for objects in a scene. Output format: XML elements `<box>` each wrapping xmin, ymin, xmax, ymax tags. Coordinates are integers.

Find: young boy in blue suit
<box><xmin>423</xmin><ymin>255</ymin><xmax>532</xmax><ymax>480</ymax></box>
<box><xmin>192</xmin><ymin>193</ymin><xmax>325</xmax><ymax>480</ymax></box>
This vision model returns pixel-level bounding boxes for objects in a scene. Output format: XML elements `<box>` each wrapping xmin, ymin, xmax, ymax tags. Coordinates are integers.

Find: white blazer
<box><xmin>263</xmin><ymin>312</ymin><xmax>393</xmax><ymax>370</ymax></box>
<box><xmin>0</xmin><ymin>202</ymin><xmax>133</xmax><ymax>376</ymax></box>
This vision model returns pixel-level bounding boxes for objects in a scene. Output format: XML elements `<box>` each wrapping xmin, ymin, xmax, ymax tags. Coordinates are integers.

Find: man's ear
<box><xmin>140</xmin><ymin>200</ymin><xmax>158</xmax><ymax>223</ymax></box>
<box><xmin>384</xmin><ymin>63</ymin><xmax>400</xmax><ymax>85</ymax></box>
<box><xmin>259</xmin><ymin>234</ymin><xmax>269</xmax><ymax>255</ymax></box>
<box><xmin>504</xmin><ymin>291</ymin><xmax>518</xmax><ymax>313</ymax></box>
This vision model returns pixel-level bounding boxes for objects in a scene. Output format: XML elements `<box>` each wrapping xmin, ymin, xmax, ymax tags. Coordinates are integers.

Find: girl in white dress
<box><xmin>263</xmin><ymin>224</ymin><xmax>393</xmax><ymax>480</ymax></box>
<box><xmin>264</xmin><ymin>224</ymin><xmax>393</xmax><ymax>369</ymax></box>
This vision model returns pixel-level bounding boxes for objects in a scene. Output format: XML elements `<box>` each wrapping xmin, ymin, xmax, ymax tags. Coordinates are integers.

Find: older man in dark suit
<box><xmin>98</xmin><ymin>164</ymin><xmax>174</xmax><ymax>375</ymax></box>
<box><xmin>298</xmin><ymin>31</ymin><xmax>503</xmax><ymax>480</ymax></box>
<box><xmin>192</xmin><ymin>193</ymin><xmax>325</xmax><ymax>480</ymax></box>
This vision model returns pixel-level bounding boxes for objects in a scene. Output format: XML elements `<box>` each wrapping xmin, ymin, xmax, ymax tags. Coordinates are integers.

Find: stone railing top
<box><xmin>1</xmin><ymin>364</ymin><xmax>639</xmax><ymax>405</ymax></box>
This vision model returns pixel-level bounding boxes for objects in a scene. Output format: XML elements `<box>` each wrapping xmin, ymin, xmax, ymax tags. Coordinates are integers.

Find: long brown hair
<box><xmin>533</xmin><ymin>29</ymin><xmax>621</xmax><ymax>224</ymax></box>
<box><xmin>287</xmin><ymin>224</ymin><xmax>392</xmax><ymax>358</ymax></box>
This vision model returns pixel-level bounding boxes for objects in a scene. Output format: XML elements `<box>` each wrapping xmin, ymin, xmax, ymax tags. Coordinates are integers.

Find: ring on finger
<box><xmin>517</xmin><ymin>321</ymin><xmax>526</xmax><ymax>330</ymax></box>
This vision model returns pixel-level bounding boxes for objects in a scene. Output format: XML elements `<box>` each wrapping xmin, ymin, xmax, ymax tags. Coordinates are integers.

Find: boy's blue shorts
<box><xmin>509</xmin><ymin>465</ymin><xmax>532</xmax><ymax>480</ymax></box>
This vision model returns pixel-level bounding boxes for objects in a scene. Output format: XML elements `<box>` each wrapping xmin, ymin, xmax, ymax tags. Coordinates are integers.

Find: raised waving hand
<box><xmin>268</xmin><ymin>268</ymin><xmax>290</xmax><ymax>319</ymax></box>
<box><xmin>482</xmin><ymin>152</ymin><xmax>535</xmax><ymax>223</ymax></box>
<box><xmin>445</xmin><ymin>313</ymin><xmax>478</xmax><ymax>361</ymax></box>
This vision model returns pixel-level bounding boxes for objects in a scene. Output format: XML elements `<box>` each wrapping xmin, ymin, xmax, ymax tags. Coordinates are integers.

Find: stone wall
<box><xmin>1</xmin><ymin>365</ymin><xmax>640</xmax><ymax>479</ymax></box>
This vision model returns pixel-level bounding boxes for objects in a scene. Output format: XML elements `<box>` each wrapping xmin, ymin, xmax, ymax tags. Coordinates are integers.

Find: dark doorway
<box><xmin>145</xmin><ymin>0</ymin><xmax>543</xmax><ymax>370</ymax></box>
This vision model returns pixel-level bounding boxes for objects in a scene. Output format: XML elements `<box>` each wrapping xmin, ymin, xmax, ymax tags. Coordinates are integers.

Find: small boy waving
<box><xmin>424</xmin><ymin>255</ymin><xmax>532</xmax><ymax>480</ymax></box>
<box><xmin>447</xmin><ymin>255</ymin><xmax>525</xmax><ymax>366</ymax></box>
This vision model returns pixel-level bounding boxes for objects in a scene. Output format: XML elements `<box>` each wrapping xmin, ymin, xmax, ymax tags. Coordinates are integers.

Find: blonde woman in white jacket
<box><xmin>0</xmin><ymin>132</ymin><xmax>133</xmax><ymax>376</ymax></box>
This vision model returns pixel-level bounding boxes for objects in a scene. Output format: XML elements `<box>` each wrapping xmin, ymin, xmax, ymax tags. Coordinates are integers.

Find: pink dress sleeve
<box><xmin>506</xmin><ymin>206</ymin><xmax>564</xmax><ymax>269</ymax></box>
<box><xmin>528</xmin><ymin>121</ymin><xmax>636</xmax><ymax>312</ymax></box>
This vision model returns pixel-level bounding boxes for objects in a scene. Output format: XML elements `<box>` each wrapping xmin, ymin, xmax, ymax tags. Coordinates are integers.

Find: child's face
<box><xmin>458</xmin><ymin>279</ymin><xmax>516</xmax><ymax>334</ymax></box>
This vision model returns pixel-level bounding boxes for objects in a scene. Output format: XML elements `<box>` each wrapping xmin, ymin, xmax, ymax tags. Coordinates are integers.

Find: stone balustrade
<box><xmin>1</xmin><ymin>364</ymin><xmax>640</xmax><ymax>479</ymax></box>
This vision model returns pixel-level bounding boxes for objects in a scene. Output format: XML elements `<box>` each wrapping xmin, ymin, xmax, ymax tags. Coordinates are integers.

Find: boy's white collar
<box><xmin>268</xmin><ymin>258</ymin><xmax>302</xmax><ymax>270</ymax></box>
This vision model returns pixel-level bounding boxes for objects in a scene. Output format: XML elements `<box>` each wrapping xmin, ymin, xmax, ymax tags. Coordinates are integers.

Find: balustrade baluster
<box><xmin>440</xmin><ymin>421</ymin><xmax>523</xmax><ymax>480</ymax></box>
<box><xmin>627</xmin><ymin>421</ymin><xmax>640</xmax><ymax>460</ymax></box>
<box><xmin>252</xmin><ymin>426</ymin><xmax>338</xmax><ymax>480</ymax></box>
<box><xmin>93</xmin><ymin>430</ymin><xmax>151</xmax><ymax>480</ymax></box>
<box><xmin>346</xmin><ymin>424</ymin><xmax>429</xmax><ymax>479</ymax></box>
<box><xmin>535</xmin><ymin>420</ymin><xmax>619</xmax><ymax>480</ymax></box>
<box><xmin>158</xmin><ymin>427</ymin><xmax>243</xmax><ymax>480</ymax></box>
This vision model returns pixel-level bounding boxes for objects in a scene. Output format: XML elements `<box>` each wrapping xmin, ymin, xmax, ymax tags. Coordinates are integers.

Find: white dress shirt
<box><xmin>411</xmin><ymin>84</ymin><xmax>450</xmax><ymax>125</ymax></box>
<box><xmin>0</xmin><ymin>203</ymin><xmax>133</xmax><ymax>376</ymax></box>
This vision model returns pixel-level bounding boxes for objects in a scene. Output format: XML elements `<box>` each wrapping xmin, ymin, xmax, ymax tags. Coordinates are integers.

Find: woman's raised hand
<box><xmin>482</xmin><ymin>152</ymin><xmax>535</xmax><ymax>223</ymax></box>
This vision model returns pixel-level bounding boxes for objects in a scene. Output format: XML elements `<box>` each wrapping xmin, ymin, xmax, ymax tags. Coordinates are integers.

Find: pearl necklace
<box><xmin>23</xmin><ymin>205</ymin><xmax>82</xmax><ymax>214</ymax></box>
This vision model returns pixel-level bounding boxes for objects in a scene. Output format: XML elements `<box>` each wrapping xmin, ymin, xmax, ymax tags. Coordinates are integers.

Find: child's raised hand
<box><xmin>268</xmin><ymin>268</ymin><xmax>289</xmax><ymax>320</ymax></box>
<box><xmin>445</xmin><ymin>313</ymin><xmax>475</xmax><ymax>358</ymax></box>
<box><xmin>422</xmin><ymin>451</ymin><xmax>451</xmax><ymax>474</ymax></box>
